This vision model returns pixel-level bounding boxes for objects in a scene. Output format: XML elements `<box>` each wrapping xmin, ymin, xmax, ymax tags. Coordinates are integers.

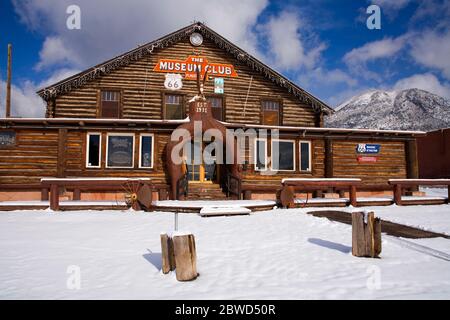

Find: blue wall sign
<box><xmin>356</xmin><ymin>143</ymin><xmax>381</xmax><ymax>154</ymax></box>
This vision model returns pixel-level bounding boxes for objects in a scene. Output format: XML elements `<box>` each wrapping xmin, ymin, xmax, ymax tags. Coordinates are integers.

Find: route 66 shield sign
<box><xmin>164</xmin><ymin>73</ymin><xmax>183</xmax><ymax>90</ymax></box>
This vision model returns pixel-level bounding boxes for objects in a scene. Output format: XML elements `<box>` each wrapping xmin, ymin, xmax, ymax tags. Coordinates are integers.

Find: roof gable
<box><xmin>37</xmin><ymin>22</ymin><xmax>333</xmax><ymax>114</ymax></box>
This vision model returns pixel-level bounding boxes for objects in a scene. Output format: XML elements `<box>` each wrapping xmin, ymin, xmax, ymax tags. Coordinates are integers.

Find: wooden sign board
<box><xmin>0</xmin><ymin>131</ymin><xmax>16</xmax><ymax>147</ymax></box>
<box><xmin>154</xmin><ymin>55</ymin><xmax>238</xmax><ymax>80</ymax></box>
<box><xmin>357</xmin><ymin>156</ymin><xmax>378</xmax><ymax>163</ymax></box>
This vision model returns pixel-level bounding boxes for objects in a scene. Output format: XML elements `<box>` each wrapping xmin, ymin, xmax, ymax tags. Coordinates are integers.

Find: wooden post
<box><xmin>279</xmin><ymin>185</ymin><xmax>295</xmax><ymax>208</ymax></box>
<box><xmin>49</xmin><ymin>184</ymin><xmax>59</xmax><ymax>211</ymax></box>
<box><xmin>158</xmin><ymin>188</ymin><xmax>167</xmax><ymax>201</ymax></box>
<box><xmin>173</xmin><ymin>234</ymin><xmax>198</xmax><ymax>281</ymax></box>
<box><xmin>406</xmin><ymin>140</ymin><xmax>419</xmax><ymax>192</ymax></box>
<box><xmin>447</xmin><ymin>185</ymin><xmax>450</xmax><ymax>204</ymax></box>
<box><xmin>349</xmin><ymin>185</ymin><xmax>357</xmax><ymax>207</ymax></box>
<box><xmin>57</xmin><ymin>129</ymin><xmax>67</xmax><ymax>178</ymax></box>
<box><xmin>6</xmin><ymin>44</ymin><xmax>12</xmax><ymax>118</ymax></box>
<box><xmin>352</xmin><ymin>211</ymin><xmax>381</xmax><ymax>258</ymax></box>
<box><xmin>41</xmin><ymin>188</ymin><xmax>49</xmax><ymax>201</ymax></box>
<box><xmin>160</xmin><ymin>233</ymin><xmax>175</xmax><ymax>274</ymax></box>
<box><xmin>393</xmin><ymin>184</ymin><xmax>402</xmax><ymax>205</ymax></box>
<box><xmin>73</xmin><ymin>188</ymin><xmax>81</xmax><ymax>201</ymax></box>
<box><xmin>243</xmin><ymin>190</ymin><xmax>252</xmax><ymax>200</ymax></box>
<box><xmin>324</xmin><ymin>138</ymin><xmax>333</xmax><ymax>178</ymax></box>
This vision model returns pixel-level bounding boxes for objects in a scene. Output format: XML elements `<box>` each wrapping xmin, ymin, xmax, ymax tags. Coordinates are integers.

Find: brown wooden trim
<box><xmin>325</xmin><ymin>138</ymin><xmax>333</xmax><ymax>178</ymax></box>
<box><xmin>57</xmin><ymin>128</ymin><xmax>68</xmax><ymax>177</ymax></box>
<box><xmin>405</xmin><ymin>140</ymin><xmax>419</xmax><ymax>179</ymax></box>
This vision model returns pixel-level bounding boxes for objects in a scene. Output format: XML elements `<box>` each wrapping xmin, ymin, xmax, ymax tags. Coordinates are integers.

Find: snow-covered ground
<box><xmin>1</xmin><ymin>206</ymin><xmax>449</xmax><ymax>300</ymax></box>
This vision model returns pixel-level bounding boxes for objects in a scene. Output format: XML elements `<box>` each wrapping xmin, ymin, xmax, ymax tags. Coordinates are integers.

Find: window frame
<box><xmin>162</xmin><ymin>91</ymin><xmax>185</xmax><ymax>120</ymax></box>
<box><xmin>206</xmin><ymin>94</ymin><xmax>225</xmax><ymax>121</ymax></box>
<box><xmin>86</xmin><ymin>132</ymin><xmax>102</xmax><ymax>169</ymax></box>
<box><xmin>105</xmin><ymin>133</ymin><xmax>135</xmax><ymax>169</ymax></box>
<box><xmin>260</xmin><ymin>98</ymin><xmax>283</xmax><ymax>126</ymax></box>
<box><xmin>98</xmin><ymin>88</ymin><xmax>122</xmax><ymax>119</ymax></box>
<box><xmin>271</xmin><ymin>138</ymin><xmax>296</xmax><ymax>172</ymax></box>
<box><xmin>138</xmin><ymin>133</ymin><xmax>155</xmax><ymax>169</ymax></box>
<box><xmin>254</xmin><ymin>138</ymin><xmax>268</xmax><ymax>171</ymax></box>
<box><xmin>299</xmin><ymin>140</ymin><xmax>312</xmax><ymax>172</ymax></box>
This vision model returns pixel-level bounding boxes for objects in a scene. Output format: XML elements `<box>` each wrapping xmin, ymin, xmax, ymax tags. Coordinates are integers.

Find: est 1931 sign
<box><xmin>0</xmin><ymin>131</ymin><xmax>16</xmax><ymax>147</ymax></box>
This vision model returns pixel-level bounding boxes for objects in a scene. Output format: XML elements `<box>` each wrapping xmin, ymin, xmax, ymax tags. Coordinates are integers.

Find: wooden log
<box><xmin>41</xmin><ymin>187</ymin><xmax>49</xmax><ymax>201</ymax></box>
<box><xmin>172</xmin><ymin>234</ymin><xmax>198</xmax><ymax>281</ymax></box>
<box><xmin>158</xmin><ymin>188</ymin><xmax>167</xmax><ymax>201</ymax></box>
<box><xmin>349</xmin><ymin>185</ymin><xmax>357</xmax><ymax>207</ymax></box>
<box><xmin>49</xmin><ymin>184</ymin><xmax>59</xmax><ymax>211</ymax></box>
<box><xmin>279</xmin><ymin>185</ymin><xmax>295</xmax><ymax>208</ymax></box>
<box><xmin>352</xmin><ymin>211</ymin><xmax>382</xmax><ymax>258</ymax></box>
<box><xmin>393</xmin><ymin>184</ymin><xmax>402</xmax><ymax>205</ymax></box>
<box><xmin>160</xmin><ymin>233</ymin><xmax>175</xmax><ymax>274</ymax></box>
<box><xmin>352</xmin><ymin>212</ymin><xmax>366</xmax><ymax>257</ymax></box>
<box><xmin>73</xmin><ymin>188</ymin><xmax>81</xmax><ymax>201</ymax></box>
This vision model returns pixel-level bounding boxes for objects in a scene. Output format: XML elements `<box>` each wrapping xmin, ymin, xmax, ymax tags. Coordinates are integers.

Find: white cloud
<box><xmin>343</xmin><ymin>36</ymin><xmax>407</xmax><ymax>66</ymax></box>
<box><xmin>371</xmin><ymin>0</ymin><xmax>412</xmax><ymax>11</ymax></box>
<box><xmin>13</xmin><ymin>0</ymin><xmax>269</xmax><ymax>70</ymax></box>
<box><xmin>35</xmin><ymin>36</ymin><xmax>82</xmax><ymax>70</ymax></box>
<box><xmin>393</xmin><ymin>73</ymin><xmax>450</xmax><ymax>99</ymax></box>
<box><xmin>0</xmin><ymin>68</ymin><xmax>80</xmax><ymax>118</ymax></box>
<box><xmin>410</xmin><ymin>29</ymin><xmax>450</xmax><ymax>80</ymax></box>
<box><xmin>0</xmin><ymin>80</ymin><xmax>45</xmax><ymax>117</ymax></box>
<box><xmin>259</xmin><ymin>11</ymin><xmax>326</xmax><ymax>71</ymax></box>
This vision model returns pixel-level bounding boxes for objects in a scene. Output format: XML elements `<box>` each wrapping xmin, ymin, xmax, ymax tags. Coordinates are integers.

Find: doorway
<box><xmin>185</xmin><ymin>141</ymin><xmax>218</xmax><ymax>183</ymax></box>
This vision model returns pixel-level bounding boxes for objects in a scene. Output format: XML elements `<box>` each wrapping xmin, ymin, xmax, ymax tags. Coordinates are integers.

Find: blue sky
<box><xmin>1</xmin><ymin>0</ymin><xmax>450</xmax><ymax>117</ymax></box>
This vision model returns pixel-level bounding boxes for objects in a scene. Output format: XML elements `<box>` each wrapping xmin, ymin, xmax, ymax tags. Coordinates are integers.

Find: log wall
<box><xmin>51</xmin><ymin>38</ymin><xmax>317</xmax><ymax>126</ymax></box>
<box><xmin>331</xmin><ymin>140</ymin><xmax>407</xmax><ymax>184</ymax></box>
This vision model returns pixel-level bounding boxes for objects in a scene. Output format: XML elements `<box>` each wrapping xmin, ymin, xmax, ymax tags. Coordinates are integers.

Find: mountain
<box><xmin>325</xmin><ymin>88</ymin><xmax>450</xmax><ymax>131</ymax></box>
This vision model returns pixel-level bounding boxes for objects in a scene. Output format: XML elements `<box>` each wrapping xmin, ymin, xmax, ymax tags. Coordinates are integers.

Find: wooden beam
<box><xmin>405</xmin><ymin>140</ymin><xmax>419</xmax><ymax>179</ymax></box>
<box><xmin>57</xmin><ymin>128</ymin><xmax>68</xmax><ymax>178</ymax></box>
<box><xmin>325</xmin><ymin>138</ymin><xmax>333</xmax><ymax>178</ymax></box>
<box><xmin>6</xmin><ymin>44</ymin><xmax>12</xmax><ymax>118</ymax></box>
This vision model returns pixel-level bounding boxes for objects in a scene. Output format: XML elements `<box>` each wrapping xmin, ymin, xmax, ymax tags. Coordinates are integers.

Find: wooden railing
<box><xmin>226</xmin><ymin>173</ymin><xmax>242</xmax><ymax>199</ymax></box>
<box><xmin>280</xmin><ymin>178</ymin><xmax>362</xmax><ymax>208</ymax></box>
<box><xmin>388</xmin><ymin>179</ymin><xmax>450</xmax><ymax>205</ymax></box>
<box><xmin>176</xmin><ymin>173</ymin><xmax>189</xmax><ymax>200</ymax></box>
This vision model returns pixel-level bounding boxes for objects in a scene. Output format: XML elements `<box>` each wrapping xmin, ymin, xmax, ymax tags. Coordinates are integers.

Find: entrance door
<box><xmin>185</xmin><ymin>141</ymin><xmax>217</xmax><ymax>183</ymax></box>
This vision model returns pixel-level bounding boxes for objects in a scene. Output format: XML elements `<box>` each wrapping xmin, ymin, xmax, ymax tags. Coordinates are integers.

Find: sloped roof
<box><xmin>36</xmin><ymin>22</ymin><xmax>334</xmax><ymax>114</ymax></box>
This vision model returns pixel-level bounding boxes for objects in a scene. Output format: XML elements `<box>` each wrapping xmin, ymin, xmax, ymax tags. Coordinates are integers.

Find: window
<box><xmin>271</xmin><ymin>139</ymin><xmax>295</xmax><ymax>171</ymax></box>
<box><xmin>106</xmin><ymin>133</ymin><xmax>135</xmax><ymax>168</ymax></box>
<box><xmin>139</xmin><ymin>134</ymin><xmax>154</xmax><ymax>168</ymax></box>
<box><xmin>254</xmin><ymin>138</ymin><xmax>267</xmax><ymax>171</ymax></box>
<box><xmin>207</xmin><ymin>96</ymin><xmax>223</xmax><ymax>121</ymax></box>
<box><xmin>262</xmin><ymin>100</ymin><xmax>280</xmax><ymax>125</ymax></box>
<box><xmin>86</xmin><ymin>133</ymin><xmax>101</xmax><ymax>168</ymax></box>
<box><xmin>299</xmin><ymin>141</ymin><xmax>312</xmax><ymax>172</ymax></box>
<box><xmin>100</xmin><ymin>90</ymin><xmax>120</xmax><ymax>118</ymax></box>
<box><xmin>164</xmin><ymin>94</ymin><xmax>184</xmax><ymax>119</ymax></box>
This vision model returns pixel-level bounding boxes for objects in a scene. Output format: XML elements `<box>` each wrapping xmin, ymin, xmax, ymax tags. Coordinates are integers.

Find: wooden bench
<box><xmin>40</xmin><ymin>178</ymin><xmax>153</xmax><ymax>211</ymax></box>
<box><xmin>280</xmin><ymin>178</ymin><xmax>362</xmax><ymax>208</ymax></box>
<box><xmin>388</xmin><ymin>179</ymin><xmax>450</xmax><ymax>205</ymax></box>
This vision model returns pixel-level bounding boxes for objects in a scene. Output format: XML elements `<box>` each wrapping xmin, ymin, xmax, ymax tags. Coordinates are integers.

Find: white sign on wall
<box><xmin>164</xmin><ymin>73</ymin><xmax>183</xmax><ymax>90</ymax></box>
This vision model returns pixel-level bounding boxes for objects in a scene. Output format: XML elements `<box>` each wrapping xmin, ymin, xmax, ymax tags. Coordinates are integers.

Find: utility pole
<box><xmin>6</xmin><ymin>44</ymin><xmax>12</xmax><ymax>118</ymax></box>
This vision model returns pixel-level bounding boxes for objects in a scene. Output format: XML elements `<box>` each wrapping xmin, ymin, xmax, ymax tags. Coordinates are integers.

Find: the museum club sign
<box><xmin>153</xmin><ymin>55</ymin><xmax>238</xmax><ymax>80</ymax></box>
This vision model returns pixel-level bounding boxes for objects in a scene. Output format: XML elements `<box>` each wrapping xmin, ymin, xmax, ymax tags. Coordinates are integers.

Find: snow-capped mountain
<box><xmin>325</xmin><ymin>89</ymin><xmax>450</xmax><ymax>131</ymax></box>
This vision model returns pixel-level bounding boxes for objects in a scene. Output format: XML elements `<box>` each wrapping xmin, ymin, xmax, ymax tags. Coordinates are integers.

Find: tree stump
<box><xmin>352</xmin><ymin>211</ymin><xmax>382</xmax><ymax>258</ymax></box>
<box><xmin>160</xmin><ymin>233</ymin><xmax>175</xmax><ymax>274</ymax></box>
<box><xmin>160</xmin><ymin>233</ymin><xmax>198</xmax><ymax>281</ymax></box>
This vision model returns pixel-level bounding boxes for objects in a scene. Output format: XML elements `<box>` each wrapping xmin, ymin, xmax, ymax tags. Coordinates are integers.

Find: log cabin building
<box><xmin>0</xmin><ymin>22</ymin><xmax>424</xmax><ymax>203</ymax></box>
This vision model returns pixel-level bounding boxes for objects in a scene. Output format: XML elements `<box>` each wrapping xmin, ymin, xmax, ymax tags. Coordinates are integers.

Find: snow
<box><xmin>283</xmin><ymin>178</ymin><xmax>361</xmax><ymax>183</ymax></box>
<box><xmin>199</xmin><ymin>206</ymin><xmax>251</xmax><ymax>216</ymax></box>
<box><xmin>1</xmin><ymin>206</ymin><xmax>450</xmax><ymax>299</ymax></box>
<box><xmin>41</xmin><ymin>177</ymin><xmax>151</xmax><ymax>182</ymax></box>
<box><xmin>153</xmin><ymin>200</ymin><xmax>276</xmax><ymax>208</ymax></box>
